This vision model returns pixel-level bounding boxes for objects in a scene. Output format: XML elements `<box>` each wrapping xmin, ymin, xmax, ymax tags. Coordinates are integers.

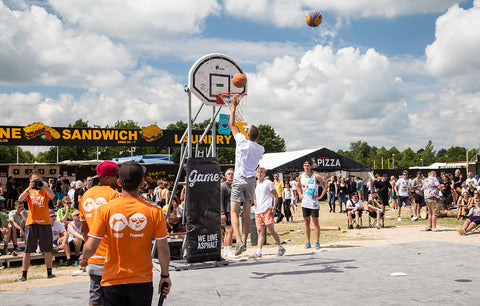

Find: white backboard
<box><xmin>188</xmin><ymin>53</ymin><xmax>247</xmax><ymax>106</ymax></box>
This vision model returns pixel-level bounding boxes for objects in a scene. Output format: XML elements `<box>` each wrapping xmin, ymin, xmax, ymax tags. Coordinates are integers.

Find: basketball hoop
<box><xmin>217</xmin><ymin>92</ymin><xmax>247</xmax><ymax>122</ymax></box>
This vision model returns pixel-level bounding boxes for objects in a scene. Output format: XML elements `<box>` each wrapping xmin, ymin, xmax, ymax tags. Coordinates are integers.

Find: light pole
<box><xmin>392</xmin><ymin>154</ymin><xmax>395</xmax><ymax>169</ymax></box>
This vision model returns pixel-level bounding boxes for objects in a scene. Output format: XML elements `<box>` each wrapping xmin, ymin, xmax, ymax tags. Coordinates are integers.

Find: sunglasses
<box><xmin>50</xmin><ymin>215</ymin><xmax>56</xmax><ymax>218</ymax></box>
<box><xmin>72</xmin><ymin>214</ymin><xmax>80</xmax><ymax>217</ymax></box>
<box><xmin>87</xmin><ymin>179</ymin><xmax>94</xmax><ymax>182</ymax></box>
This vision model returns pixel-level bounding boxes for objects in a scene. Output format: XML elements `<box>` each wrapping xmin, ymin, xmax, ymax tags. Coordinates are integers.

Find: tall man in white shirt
<box><xmin>394</xmin><ymin>170</ymin><xmax>415</xmax><ymax>221</ymax></box>
<box><xmin>229</xmin><ymin>97</ymin><xmax>265</xmax><ymax>256</ymax></box>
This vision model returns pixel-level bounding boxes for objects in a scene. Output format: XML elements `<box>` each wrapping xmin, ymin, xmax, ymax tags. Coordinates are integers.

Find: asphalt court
<box><xmin>1</xmin><ymin>241</ymin><xmax>479</xmax><ymax>305</ymax></box>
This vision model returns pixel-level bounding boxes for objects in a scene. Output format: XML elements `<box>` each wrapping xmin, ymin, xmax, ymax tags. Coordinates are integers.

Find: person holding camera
<box><xmin>16</xmin><ymin>172</ymin><xmax>56</xmax><ymax>282</ymax></box>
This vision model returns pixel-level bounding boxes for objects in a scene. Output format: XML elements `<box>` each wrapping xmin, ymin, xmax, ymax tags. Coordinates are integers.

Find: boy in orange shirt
<box><xmin>83</xmin><ymin>161</ymin><xmax>171</xmax><ymax>305</ymax></box>
<box><xmin>16</xmin><ymin>172</ymin><xmax>56</xmax><ymax>282</ymax></box>
<box><xmin>79</xmin><ymin>161</ymin><xmax>119</xmax><ymax>306</ymax></box>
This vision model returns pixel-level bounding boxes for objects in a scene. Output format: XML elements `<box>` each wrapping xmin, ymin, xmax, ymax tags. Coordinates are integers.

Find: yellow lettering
<box><xmin>12</xmin><ymin>128</ymin><xmax>21</xmax><ymax>139</ymax></box>
<box><xmin>93</xmin><ymin>130</ymin><xmax>102</xmax><ymax>140</ymax></box>
<box><xmin>63</xmin><ymin>129</ymin><xmax>71</xmax><ymax>139</ymax></box>
<box><xmin>174</xmin><ymin>134</ymin><xmax>181</xmax><ymax>144</ymax></box>
<box><xmin>82</xmin><ymin>130</ymin><xmax>92</xmax><ymax>140</ymax></box>
<box><xmin>0</xmin><ymin>128</ymin><xmax>10</xmax><ymax>138</ymax></box>
<box><xmin>128</xmin><ymin>130</ymin><xmax>137</xmax><ymax>141</ymax></box>
<box><xmin>216</xmin><ymin>135</ymin><xmax>224</xmax><ymax>144</ymax></box>
<box><xmin>224</xmin><ymin>135</ymin><xmax>232</xmax><ymax>144</ymax></box>
<box><xmin>119</xmin><ymin>130</ymin><xmax>127</xmax><ymax>140</ymax></box>
<box><xmin>102</xmin><ymin>130</ymin><xmax>115</xmax><ymax>140</ymax></box>
<box><xmin>71</xmin><ymin>129</ymin><xmax>81</xmax><ymax>140</ymax></box>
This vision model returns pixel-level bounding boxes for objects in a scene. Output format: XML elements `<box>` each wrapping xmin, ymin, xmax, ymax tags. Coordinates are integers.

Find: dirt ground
<box><xmin>1</xmin><ymin>204</ymin><xmax>478</xmax><ymax>293</ymax></box>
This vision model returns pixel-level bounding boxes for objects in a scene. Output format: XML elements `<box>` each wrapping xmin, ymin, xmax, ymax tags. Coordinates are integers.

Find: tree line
<box><xmin>0</xmin><ymin>119</ymin><xmax>286</xmax><ymax>164</ymax></box>
<box><xmin>338</xmin><ymin>140</ymin><xmax>478</xmax><ymax>170</ymax></box>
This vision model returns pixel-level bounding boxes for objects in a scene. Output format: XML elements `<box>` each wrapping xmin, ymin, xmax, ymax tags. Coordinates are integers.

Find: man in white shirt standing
<box><xmin>251</xmin><ymin>167</ymin><xmax>286</xmax><ymax>258</ymax></box>
<box><xmin>229</xmin><ymin>97</ymin><xmax>265</xmax><ymax>256</ymax></box>
<box><xmin>394</xmin><ymin>171</ymin><xmax>415</xmax><ymax>221</ymax></box>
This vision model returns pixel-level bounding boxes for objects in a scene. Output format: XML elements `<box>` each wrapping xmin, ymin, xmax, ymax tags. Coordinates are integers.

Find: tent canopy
<box><xmin>113</xmin><ymin>154</ymin><xmax>173</xmax><ymax>164</ymax></box>
<box><xmin>258</xmin><ymin>147</ymin><xmax>371</xmax><ymax>173</ymax></box>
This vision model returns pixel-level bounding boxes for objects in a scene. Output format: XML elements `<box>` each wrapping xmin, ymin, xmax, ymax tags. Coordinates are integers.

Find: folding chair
<box><xmin>469</xmin><ymin>223</ymin><xmax>480</xmax><ymax>234</ymax></box>
<box><xmin>368</xmin><ymin>210</ymin><xmax>384</xmax><ymax>228</ymax></box>
<box><xmin>346</xmin><ymin>209</ymin><xmax>363</xmax><ymax>229</ymax></box>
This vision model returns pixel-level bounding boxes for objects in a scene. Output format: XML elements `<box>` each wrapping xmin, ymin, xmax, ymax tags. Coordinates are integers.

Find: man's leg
<box><xmin>312</xmin><ymin>217</ymin><xmax>320</xmax><ymax>244</ymax></box>
<box><xmin>347</xmin><ymin>211</ymin><xmax>353</xmax><ymax>225</ymax></box>
<box><xmin>44</xmin><ymin>252</ymin><xmax>53</xmax><ymax>269</ymax></box>
<box><xmin>266</xmin><ymin>223</ymin><xmax>281</xmax><ymax>246</ymax></box>
<box><xmin>224</xmin><ymin>225</ymin><xmax>233</xmax><ymax>247</ymax></box>
<box><xmin>230</xmin><ymin>200</ymin><xmax>242</xmax><ymax>246</ymax></box>
<box><xmin>355</xmin><ymin>211</ymin><xmax>360</xmax><ymax>225</ymax></box>
<box><xmin>465</xmin><ymin>221</ymin><xmax>478</xmax><ymax>233</ymax></box>
<box><xmin>242</xmin><ymin>201</ymin><xmax>251</xmax><ymax>244</ymax></box>
<box><xmin>257</xmin><ymin>224</ymin><xmax>265</xmax><ymax>250</ymax></box>
<box><xmin>304</xmin><ymin>216</ymin><xmax>311</xmax><ymax>244</ymax></box>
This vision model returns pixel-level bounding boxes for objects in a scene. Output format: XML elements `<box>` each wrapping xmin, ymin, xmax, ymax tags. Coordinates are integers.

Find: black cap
<box><xmin>119</xmin><ymin>161</ymin><xmax>145</xmax><ymax>186</ymax></box>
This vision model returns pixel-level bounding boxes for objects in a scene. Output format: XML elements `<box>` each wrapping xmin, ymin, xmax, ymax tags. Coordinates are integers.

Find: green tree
<box><xmin>257</xmin><ymin>124</ymin><xmax>286</xmax><ymax>153</ymax></box>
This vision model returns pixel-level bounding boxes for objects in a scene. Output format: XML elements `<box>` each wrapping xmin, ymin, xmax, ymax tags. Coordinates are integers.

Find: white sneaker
<box><xmin>376</xmin><ymin>222</ymin><xmax>380</xmax><ymax>229</ymax></box>
<box><xmin>397</xmin><ymin>217</ymin><xmax>402</xmax><ymax>222</ymax></box>
<box><xmin>227</xmin><ymin>250</ymin><xmax>238</xmax><ymax>258</ymax></box>
<box><xmin>412</xmin><ymin>216</ymin><xmax>419</xmax><ymax>221</ymax></box>
<box><xmin>277</xmin><ymin>246</ymin><xmax>286</xmax><ymax>256</ymax></box>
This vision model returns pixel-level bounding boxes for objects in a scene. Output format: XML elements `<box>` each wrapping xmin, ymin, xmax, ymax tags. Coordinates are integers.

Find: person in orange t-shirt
<box><xmin>79</xmin><ymin>161</ymin><xmax>120</xmax><ymax>306</ymax></box>
<box><xmin>83</xmin><ymin>161</ymin><xmax>171</xmax><ymax>305</ymax></box>
<box><xmin>16</xmin><ymin>172</ymin><xmax>56</xmax><ymax>282</ymax></box>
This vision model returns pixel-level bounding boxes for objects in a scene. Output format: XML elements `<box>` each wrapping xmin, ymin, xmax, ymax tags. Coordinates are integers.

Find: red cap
<box><xmin>96</xmin><ymin>161</ymin><xmax>118</xmax><ymax>177</ymax></box>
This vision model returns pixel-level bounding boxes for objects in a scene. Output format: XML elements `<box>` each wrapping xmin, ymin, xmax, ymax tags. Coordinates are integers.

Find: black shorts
<box><xmin>25</xmin><ymin>224</ymin><xmax>53</xmax><ymax>253</ymax></box>
<box><xmin>224</xmin><ymin>212</ymin><xmax>231</xmax><ymax>226</ymax></box>
<box><xmin>413</xmin><ymin>193</ymin><xmax>423</xmax><ymax>204</ymax></box>
<box><xmin>302</xmin><ymin>207</ymin><xmax>319</xmax><ymax>218</ymax></box>
<box><xmin>103</xmin><ymin>282</ymin><xmax>153</xmax><ymax>306</ymax></box>
<box><xmin>468</xmin><ymin>216</ymin><xmax>480</xmax><ymax>225</ymax></box>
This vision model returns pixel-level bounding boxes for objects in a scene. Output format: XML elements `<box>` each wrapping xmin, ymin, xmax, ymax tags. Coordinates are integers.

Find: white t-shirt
<box><xmin>283</xmin><ymin>187</ymin><xmax>292</xmax><ymax>200</ymax></box>
<box><xmin>346</xmin><ymin>199</ymin><xmax>364</xmax><ymax>209</ymax></box>
<box><xmin>51</xmin><ymin>221</ymin><xmax>66</xmax><ymax>242</ymax></box>
<box><xmin>255</xmin><ymin>179</ymin><xmax>275</xmax><ymax>214</ymax></box>
<box><xmin>68</xmin><ymin>221</ymin><xmax>82</xmax><ymax>242</ymax></box>
<box><xmin>300</xmin><ymin>172</ymin><xmax>320</xmax><ymax>209</ymax></box>
<box><xmin>290</xmin><ymin>180</ymin><xmax>297</xmax><ymax>190</ymax></box>
<box><xmin>233</xmin><ymin>133</ymin><xmax>265</xmax><ymax>178</ymax></box>
<box><xmin>68</xmin><ymin>189</ymin><xmax>75</xmax><ymax>202</ymax></box>
<box><xmin>396</xmin><ymin>178</ymin><xmax>411</xmax><ymax>197</ymax></box>
<box><xmin>465</xmin><ymin>178</ymin><xmax>477</xmax><ymax>187</ymax></box>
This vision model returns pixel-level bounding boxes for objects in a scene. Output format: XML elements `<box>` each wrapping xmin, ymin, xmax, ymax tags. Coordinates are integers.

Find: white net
<box><xmin>217</xmin><ymin>93</ymin><xmax>247</xmax><ymax>122</ymax></box>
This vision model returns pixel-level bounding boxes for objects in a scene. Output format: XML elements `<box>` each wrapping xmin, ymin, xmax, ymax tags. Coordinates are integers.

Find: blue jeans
<box><xmin>328</xmin><ymin>192</ymin><xmax>336</xmax><ymax>212</ymax></box>
<box><xmin>338</xmin><ymin>193</ymin><xmax>347</xmax><ymax>212</ymax></box>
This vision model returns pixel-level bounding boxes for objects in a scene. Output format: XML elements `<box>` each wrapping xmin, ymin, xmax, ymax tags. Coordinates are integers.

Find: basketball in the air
<box><xmin>306</xmin><ymin>11</ymin><xmax>322</xmax><ymax>27</ymax></box>
<box><xmin>232</xmin><ymin>73</ymin><xmax>247</xmax><ymax>88</ymax></box>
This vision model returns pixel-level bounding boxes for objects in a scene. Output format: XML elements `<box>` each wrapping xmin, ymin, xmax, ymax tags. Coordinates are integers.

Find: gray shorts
<box><xmin>89</xmin><ymin>274</ymin><xmax>103</xmax><ymax>306</ymax></box>
<box><xmin>25</xmin><ymin>224</ymin><xmax>53</xmax><ymax>253</ymax></box>
<box><xmin>230</xmin><ymin>176</ymin><xmax>256</xmax><ymax>204</ymax></box>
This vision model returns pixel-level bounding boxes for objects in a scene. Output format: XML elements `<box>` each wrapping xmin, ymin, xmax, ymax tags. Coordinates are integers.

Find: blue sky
<box><xmin>1</xmin><ymin>0</ymin><xmax>480</xmax><ymax>156</ymax></box>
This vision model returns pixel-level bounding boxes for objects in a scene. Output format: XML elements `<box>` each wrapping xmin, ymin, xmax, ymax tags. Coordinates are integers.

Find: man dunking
<box><xmin>229</xmin><ymin>96</ymin><xmax>265</xmax><ymax>256</ymax></box>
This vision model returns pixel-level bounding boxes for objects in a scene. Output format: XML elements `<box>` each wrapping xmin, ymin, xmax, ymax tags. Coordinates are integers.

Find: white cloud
<box><xmin>425</xmin><ymin>1</ymin><xmax>480</xmax><ymax>92</ymax></box>
<box><xmin>48</xmin><ymin>0</ymin><xmax>220</xmax><ymax>41</ymax></box>
<box><xmin>245</xmin><ymin>45</ymin><xmax>407</xmax><ymax>150</ymax></box>
<box><xmin>0</xmin><ymin>2</ymin><xmax>134</xmax><ymax>86</ymax></box>
<box><xmin>223</xmin><ymin>0</ymin><xmax>460</xmax><ymax>28</ymax></box>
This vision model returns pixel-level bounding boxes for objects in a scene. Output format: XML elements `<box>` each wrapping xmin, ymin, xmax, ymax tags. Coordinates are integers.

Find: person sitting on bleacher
<box><xmin>8</xmin><ymin>200</ymin><xmax>28</xmax><ymax>253</ymax></box>
<box><xmin>457</xmin><ymin>197</ymin><xmax>480</xmax><ymax>235</ymax></box>
<box><xmin>0</xmin><ymin>210</ymin><xmax>11</xmax><ymax>255</ymax></box>
<box><xmin>50</xmin><ymin>210</ymin><xmax>74</xmax><ymax>266</ymax></box>
<box><xmin>67</xmin><ymin>210</ymin><xmax>84</xmax><ymax>263</ymax></box>
<box><xmin>367</xmin><ymin>191</ymin><xmax>384</xmax><ymax>229</ymax></box>
<box><xmin>346</xmin><ymin>192</ymin><xmax>364</xmax><ymax>229</ymax></box>
<box><xmin>57</xmin><ymin>196</ymin><xmax>75</xmax><ymax>229</ymax></box>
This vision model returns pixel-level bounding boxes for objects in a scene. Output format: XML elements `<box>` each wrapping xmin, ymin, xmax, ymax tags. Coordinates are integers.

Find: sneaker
<box><xmin>235</xmin><ymin>243</ymin><xmax>246</xmax><ymax>256</ymax></box>
<box><xmin>16</xmin><ymin>276</ymin><xmax>27</xmax><ymax>282</ymax></box>
<box><xmin>11</xmin><ymin>251</ymin><xmax>18</xmax><ymax>256</ymax></box>
<box><xmin>277</xmin><ymin>246</ymin><xmax>286</xmax><ymax>256</ymax></box>
<box><xmin>432</xmin><ymin>228</ymin><xmax>441</xmax><ymax>232</ymax></box>
<box><xmin>227</xmin><ymin>250</ymin><xmax>237</xmax><ymax>258</ymax></box>
<box><xmin>314</xmin><ymin>242</ymin><xmax>320</xmax><ymax>249</ymax></box>
<box><xmin>456</xmin><ymin>228</ymin><xmax>467</xmax><ymax>236</ymax></box>
<box><xmin>412</xmin><ymin>217</ymin><xmax>419</xmax><ymax>221</ymax></box>
<box><xmin>425</xmin><ymin>226</ymin><xmax>432</xmax><ymax>231</ymax></box>
<box><xmin>47</xmin><ymin>274</ymin><xmax>56</xmax><ymax>279</ymax></box>
<box><xmin>14</xmin><ymin>247</ymin><xmax>22</xmax><ymax>252</ymax></box>
<box><xmin>397</xmin><ymin>217</ymin><xmax>402</xmax><ymax>222</ymax></box>
<box><xmin>355</xmin><ymin>224</ymin><xmax>360</xmax><ymax>229</ymax></box>
<box><xmin>248</xmin><ymin>253</ymin><xmax>262</xmax><ymax>259</ymax></box>
<box><xmin>376</xmin><ymin>222</ymin><xmax>380</xmax><ymax>229</ymax></box>
<box><xmin>305</xmin><ymin>242</ymin><xmax>311</xmax><ymax>249</ymax></box>
<box><xmin>348</xmin><ymin>224</ymin><xmax>353</xmax><ymax>229</ymax></box>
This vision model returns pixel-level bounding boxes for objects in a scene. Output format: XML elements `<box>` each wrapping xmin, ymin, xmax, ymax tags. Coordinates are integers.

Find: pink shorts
<box><xmin>255</xmin><ymin>208</ymin><xmax>275</xmax><ymax>226</ymax></box>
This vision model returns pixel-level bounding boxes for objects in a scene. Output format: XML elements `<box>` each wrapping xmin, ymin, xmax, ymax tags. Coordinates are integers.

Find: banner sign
<box><xmin>185</xmin><ymin>157</ymin><xmax>222</xmax><ymax>263</ymax></box>
<box><xmin>0</xmin><ymin>123</ymin><xmax>234</xmax><ymax>147</ymax></box>
<box><xmin>218</xmin><ymin>114</ymin><xmax>231</xmax><ymax>135</ymax></box>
